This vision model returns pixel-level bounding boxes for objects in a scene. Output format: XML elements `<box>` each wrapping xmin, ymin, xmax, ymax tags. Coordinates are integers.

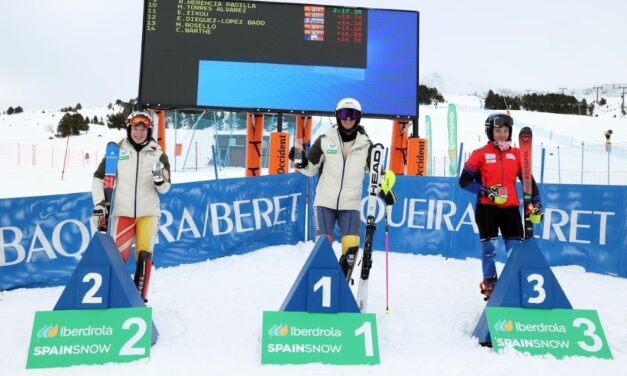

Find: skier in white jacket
<box><xmin>289</xmin><ymin>98</ymin><xmax>395</xmax><ymax>277</ymax></box>
<box><xmin>91</xmin><ymin>111</ymin><xmax>171</xmax><ymax>302</ymax></box>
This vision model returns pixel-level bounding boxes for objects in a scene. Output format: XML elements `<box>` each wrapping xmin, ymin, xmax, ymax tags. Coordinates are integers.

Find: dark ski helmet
<box><xmin>485</xmin><ymin>113</ymin><xmax>513</xmax><ymax>141</ymax></box>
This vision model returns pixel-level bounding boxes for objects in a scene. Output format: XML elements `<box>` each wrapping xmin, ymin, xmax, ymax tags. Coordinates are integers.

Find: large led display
<box><xmin>139</xmin><ymin>0</ymin><xmax>419</xmax><ymax>118</ymax></box>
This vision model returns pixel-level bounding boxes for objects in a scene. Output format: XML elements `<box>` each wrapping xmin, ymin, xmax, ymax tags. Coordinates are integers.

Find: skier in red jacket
<box><xmin>459</xmin><ymin>113</ymin><xmax>543</xmax><ymax>300</ymax></box>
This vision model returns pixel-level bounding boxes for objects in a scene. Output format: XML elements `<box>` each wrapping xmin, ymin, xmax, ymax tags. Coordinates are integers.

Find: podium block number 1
<box><xmin>307</xmin><ymin>269</ymin><xmax>339</xmax><ymax>313</ymax></box>
<box><xmin>75</xmin><ymin>265</ymin><xmax>111</xmax><ymax>308</ymax></box>
<box><xmin>355</xmin><ymin>321</ymin><xmax>374</xmax><ymax>357</ymax></box>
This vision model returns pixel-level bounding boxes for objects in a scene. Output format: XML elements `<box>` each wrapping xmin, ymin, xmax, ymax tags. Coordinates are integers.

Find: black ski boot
<box><xmin>134</xmin><ymin>251</ymin><xmax>153</xmax><ymax>303</ymax></box>
<box><xmin>339</xmin><ymin>246</ymin><xmax>358</xmax><ymax>283</ymax></box>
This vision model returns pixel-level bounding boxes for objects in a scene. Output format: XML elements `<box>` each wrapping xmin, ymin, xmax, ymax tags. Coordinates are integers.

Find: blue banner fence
<box><xmin>1</xmin><ymin>174</ymin><xmax>625</xmax><ymax>291</ymax></box>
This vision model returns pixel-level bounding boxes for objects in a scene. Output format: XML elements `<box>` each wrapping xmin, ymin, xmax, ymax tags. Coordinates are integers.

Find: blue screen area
<box><xmin>197</xmin><ymin>10</ymin><xmax>418</xmax><ymax>118</ymax></box>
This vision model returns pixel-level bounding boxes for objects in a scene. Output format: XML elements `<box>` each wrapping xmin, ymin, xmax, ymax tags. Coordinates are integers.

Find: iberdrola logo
<box><xmin>493</xmin><ymin>320</ymin><xmax>514</xmax><ymax>332</ymax></box>
<box><xmin>268</xmin><ymin>323</ymin><xmax>288</xmax><ymax>337</ymax></box>
<box><xmin>37</xmin><ymin>324</ymin><xmax>59</xmax><ymax>339</ymax></box>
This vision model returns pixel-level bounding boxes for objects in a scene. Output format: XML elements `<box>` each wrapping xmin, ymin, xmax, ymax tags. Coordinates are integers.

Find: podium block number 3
<box><xmin>75</xmin><ymin>265</ymin><xmax>111</xmax><ymax>308</ymax></box>
<box><xmin>521</xmin><ymin>269</ymin><xmax>554</xmax><ymax>308</ymax></box>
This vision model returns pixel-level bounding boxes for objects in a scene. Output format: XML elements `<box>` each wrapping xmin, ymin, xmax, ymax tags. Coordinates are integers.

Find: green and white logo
<box><xmin>27</xmin><ymin>307</ymin><xmax>152</xmax><ymax>369</ymax></box>
<box><xmin>326</xmin><ymin>143</ymin><xmax>338</xmax><ymax>155</ymax></box>
<box><xmin>261</xmin><ymin>311</ymin><xmax>379</xmax><ymax>365</ymax></box>
<box><xmin>486</xmin><ymin>307</ymin><xmax>612</xmax><ymax>359</ymax></box>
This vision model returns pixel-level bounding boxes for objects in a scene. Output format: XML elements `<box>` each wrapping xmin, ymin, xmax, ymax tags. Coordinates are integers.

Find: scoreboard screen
<box><xmin>139</xmin><ymin>0</ymin><xmax>419</xmax><ymax>118</ymax></box>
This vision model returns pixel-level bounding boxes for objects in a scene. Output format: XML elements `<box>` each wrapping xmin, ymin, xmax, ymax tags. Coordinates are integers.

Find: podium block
<box><xmin>53</xmin><ymin>232</ymin><xmax>159</xmax><ymax>344</ymax></box>
<box><xmin>281</xmin><ymin>237</ymin><xmax>359</xmax><ymax>313</ymax></box>
<box><xmin>473</xmin><ymin>239</ymin><xmax>572</xmax><ymax>345</ymax></box>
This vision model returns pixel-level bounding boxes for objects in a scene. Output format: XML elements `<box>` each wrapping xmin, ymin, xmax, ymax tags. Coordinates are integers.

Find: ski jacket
<box><xmin>459</xmin><ymin>142</ymin><xmax>540</xmax><ymax>207</ymax></box>
<box><xmin>298</xmin><ymin>125</ymin><xmax>372</xmax><ymax>211</ymax></box>
<box><xmin>92</xmin><ymin>138</ymin><xmax>171</xmax><ymax>218</ymax></box>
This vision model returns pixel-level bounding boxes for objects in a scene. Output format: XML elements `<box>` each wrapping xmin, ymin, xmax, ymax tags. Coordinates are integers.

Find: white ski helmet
<box><xmin>126</xmin><ymin>111</ymin><xmax>154</xmax><ymax>128</ymax></box>
<box><xmin>126</xmin><ymin>111</ymin><xmax>154</xmax><ymax>143</ymax></box>
<box><xmin>335</xmin><ymin>97</ymin><xmax>362</xmax><ymax>126</ymax></box>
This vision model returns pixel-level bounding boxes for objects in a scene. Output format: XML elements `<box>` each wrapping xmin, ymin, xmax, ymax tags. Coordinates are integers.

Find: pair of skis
<box><xmin>101</xmin><ymin>142</ymin><xmax>120</xmax><ymax>235</ymax></box>
<box><xmin>344</xmin><ymin>143</ymin><xmax>386</xmax><ymax>312</ymax></box>
<box><xmin>518</xmin><ymin>127</ymin><xmax>535</xmax><ymax>239</ymax></box>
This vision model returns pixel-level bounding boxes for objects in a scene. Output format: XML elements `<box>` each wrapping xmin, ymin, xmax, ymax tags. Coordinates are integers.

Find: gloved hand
<box><xmin>528</xmin><ymin>201</ymin><xmax>544</xmax><ymax>224</ymax></box>
<box><xmin>483</xmin><ymin>184</ymin><xmax>507</xmax><ymax>205</ymax></box>
<box><xmin>92</xmin><ymin>201</ymin><xmax>108</xmax><ymax>231</ymax></box>
<box><xmin>288</xmin><ymin>146</ymin><xmax>308</xmax><ymax>168</ymax></box>
<box><xmin>152</xmin><ymin>162</ymin><xmax>164</xmax><ymax>185</ymax></box>
<box><xmin>379</xmin><ymin>169</ymin><xmax>397</xmax><ymax>205</ymax></box>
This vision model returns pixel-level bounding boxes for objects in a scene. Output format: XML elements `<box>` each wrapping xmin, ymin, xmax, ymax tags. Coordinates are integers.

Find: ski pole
<box><xmin>385</xmin><ymin>205</ymin><xmax>390</xmax><ymax>314</ymax></box>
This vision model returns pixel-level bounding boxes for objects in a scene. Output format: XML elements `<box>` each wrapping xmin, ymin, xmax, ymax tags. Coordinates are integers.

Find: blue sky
<box><xmin>1</xmin><ymin>0</ymin><xmax>626</xmax><ymax>111</ymax></box>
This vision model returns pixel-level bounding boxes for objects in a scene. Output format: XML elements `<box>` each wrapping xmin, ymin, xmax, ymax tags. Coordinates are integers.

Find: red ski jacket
<box><xmin>459</xmin><ymin>142</ymin><xmax>540</xmax><ymax>207</ymax></box>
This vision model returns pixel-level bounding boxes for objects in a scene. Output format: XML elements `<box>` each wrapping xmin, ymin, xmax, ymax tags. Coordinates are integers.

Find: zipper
<box><xmin>335</xmin><ymin>129</ymin><xmax>346</xmax><ymax>210</ymax></box>
<box><xmin>134</xmin><ymin>148</ymin><xmax>140</xmax><ymax>218</ymax></box>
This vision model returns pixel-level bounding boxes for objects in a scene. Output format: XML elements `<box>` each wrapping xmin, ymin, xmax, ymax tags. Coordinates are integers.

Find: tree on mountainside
<box><xmin>418</xmin><ymin>85</ymin><xmax>445</xmax><ymax>105</ymax></box>
<box><xmin>107</xmin><ymin>98</ymin><xmax>138</xmax><ymax>129</ymax></box>
<box><xmin>7</xmin><ymin>107</ymin><xmax>14</xmax><ymax>115</ymax></box>
<box><xmin>57</xmin><ymin>112</ymin><xmax>89</xmax><ymax>136</ymax></box>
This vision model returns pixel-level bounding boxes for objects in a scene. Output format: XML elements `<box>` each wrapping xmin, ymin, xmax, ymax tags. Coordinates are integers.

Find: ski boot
<box><xmin>479</xmin><ymin>277</ymin><xmax>497</xmax><ymax>301</ymax></box>
<box><xmin>339</xmin><ymin>246</ymin><xmax>358</xmax><ymax>284</ymax></box>
<box><xmin>134</xmin><ymin>250</ymin><xmax>153</xmax><ymax>303</ymax></box>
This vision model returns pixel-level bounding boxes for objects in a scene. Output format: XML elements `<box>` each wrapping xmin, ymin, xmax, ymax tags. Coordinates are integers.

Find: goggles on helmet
<box><xmin>128</xmin><ymin>114</ymin><xmax>152</xmax><ymax>128</ymax></box>
<box><xmin>337</xmin><ymin>108</ymin><xmax>361</xmax><ymax>121</ymax></box>
<box><xmin>491</xmin><ymin>115</ymin><xmax>513</xmax><ymax>128</ymax></box>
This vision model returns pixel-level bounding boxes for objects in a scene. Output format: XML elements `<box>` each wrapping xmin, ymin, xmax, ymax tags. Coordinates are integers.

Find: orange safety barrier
<box><xmin>389</xmin><ymin>120</ymin><xmax>410</xmax><ymax>175</ymax></box>
<box><xmin>268</xmin><ymin>132</ymin><xmax>290</xmax><ymax>174</ymax></box>
<box><xmin>407</xmin><ymin>137</ymin><xmax>428</xmax><ymax>176</ymax></box>
<box><xmin>294</xmin><ymin>116</ymin><xmax>312</xmax><ymax>171</ymax></box>
<box><xmin>155</xmin><ymin>110</ymin><xmax>166</xmax><ymax>152</ymax></box>
<box><xmin>246</xmin><ymin>113</ymin><xmax>264</xmax><ymax>176</ymax></box>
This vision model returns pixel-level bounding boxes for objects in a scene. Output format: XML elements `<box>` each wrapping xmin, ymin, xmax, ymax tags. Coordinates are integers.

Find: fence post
<box><xmin>540</xmin><ymin>147</ymin><xmax>546</xmax><ymax>184</ymax></box>
<box><xmin>557</xmin><ymin>145</ymin><xmax>561</xmax><ymax>184</ymax></box>
<box><xmin>580</xmin><ymin>141</ymin><xmax>584</xmax><ymax>184</ymax></box>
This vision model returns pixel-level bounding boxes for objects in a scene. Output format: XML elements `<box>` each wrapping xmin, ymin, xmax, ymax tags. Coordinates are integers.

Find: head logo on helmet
<box><xmin>484</xmin><ymin>113</ymin><xmax>513</xmax><ymax>141</ymax></box>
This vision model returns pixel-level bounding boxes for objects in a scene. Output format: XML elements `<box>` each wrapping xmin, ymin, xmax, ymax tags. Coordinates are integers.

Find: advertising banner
<box><xmin>486</xmin><ymin>307</ymin><xmax>612</xmax><ymax>359</ymax></box>
<box><xmin>0</xmin><ymin>174</ymin><xmax>306</xmax><ymax>290</ymax></box>
<box><xmin>261</xmin><ymin>311</ymin><xmax>379</xmax><ymax>365</ymax></box>
<box><xmin>26</xmin><ymin>307</ymin><xmax>152</xmax><ymax>368</ymax></box>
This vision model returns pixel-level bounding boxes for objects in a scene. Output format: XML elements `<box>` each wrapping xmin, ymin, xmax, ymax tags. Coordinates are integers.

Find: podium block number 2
<box><xmin>521</xmin><ymin>269</ymin><xmax>554</xmax><ymax>308</ymax></box>
<box><xmin>75</xmin><ymin>265</ymin><xmax>111</xmax><ymax>308</ymax></box>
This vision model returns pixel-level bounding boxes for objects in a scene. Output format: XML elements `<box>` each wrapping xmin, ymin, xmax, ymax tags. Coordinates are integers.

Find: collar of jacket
<box><xmin>327</xmin><ymin>125</ymin><xmax>370</xmax><ymax>148</ymax></box>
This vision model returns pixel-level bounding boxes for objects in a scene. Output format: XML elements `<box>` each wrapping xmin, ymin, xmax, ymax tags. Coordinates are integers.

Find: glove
<box><xmin>92</xmin><ymin>202</ymin><xmax>108</xmax><ymax>231</ymax></box>
<box><xmin>527</xmin><ymin>202</ymin><xmax>544</xmax><ymax>224</ymax></box>
<box><xmin>379</xmin><ymin>169</ymin><xmax>397</xmax><ymax>205</ymax></box>
<box><xmin>483</xmin><ymin>184</ymin><xmax>507</xmax><ymax>205</ymax></box>
<box><xmin>152</xmin><ymin>162</ymin><xmax>164</xmax><ymax>185</ymax></box>
<box><xmin>288</xmin><ymin>146</ymin><xmax>308</xmax><ymax>168</ymax></box>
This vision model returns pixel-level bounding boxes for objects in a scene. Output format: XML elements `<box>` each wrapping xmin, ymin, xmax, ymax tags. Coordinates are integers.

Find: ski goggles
<box><xmin>491</xmin><ymin>115</ymin><xmax>513</xmax><ymax>128</ymax></box>
<box><xmin>337</xmin><ymin>108</ymin><xmax>361</xmax><ymax>121</ymax></box>
<box><xmin>129</xmin><ymin>115</ymin><xmax>152</xmax><ymax>128</ymax></box>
